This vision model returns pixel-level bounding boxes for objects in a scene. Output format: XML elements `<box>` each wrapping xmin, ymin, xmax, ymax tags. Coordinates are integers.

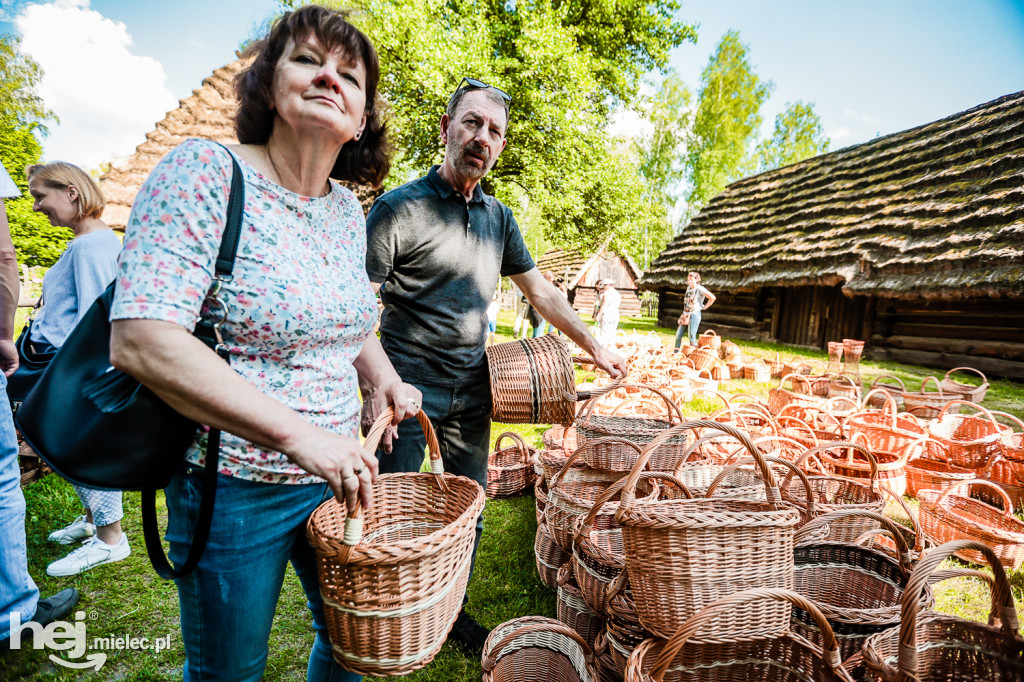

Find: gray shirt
<box><xmin>366</xmin><ymin>166</ymin><xmax>534</xmax><ymax>386</ymax></box>
<box><xmin>32</xmin><ymin>230</ymin><xmax>121</xmax><ymax>347</ymax></box>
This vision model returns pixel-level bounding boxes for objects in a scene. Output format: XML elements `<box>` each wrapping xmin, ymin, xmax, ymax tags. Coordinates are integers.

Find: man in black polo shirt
<box><xmin>364</xmin><ymin>78</ymin><xmax>626</xmax><ymax>650</ymax></box>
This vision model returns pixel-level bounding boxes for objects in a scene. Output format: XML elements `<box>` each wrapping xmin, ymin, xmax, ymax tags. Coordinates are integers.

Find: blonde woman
<box><xmin>24</xmin><ymin>162</ymin><xmax>128</xmax><ymax>575</ymax></box>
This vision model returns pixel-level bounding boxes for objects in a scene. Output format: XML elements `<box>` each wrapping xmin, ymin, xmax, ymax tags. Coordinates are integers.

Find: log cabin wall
<box><xmin>869</xmin><ymin>297</ymin><xmax>1024</xmax><ymax>379</ymax></box>
<box><xmin>657</xmin><ymin>288</ymin><xmax>775</xmax><ymax>341</ymax></box>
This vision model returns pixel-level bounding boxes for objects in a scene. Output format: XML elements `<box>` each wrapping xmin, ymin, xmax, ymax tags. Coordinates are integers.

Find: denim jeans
<box><xmin>687</xmin><ymin>310</ymin><xmax>702</xmax><ymax>345</ymax></box>
<box><xmin>165</xmin><ymin>464</ymin><xmax>361</xmax><ymax>682</ymax></box>
<box><xmin>377</xmin><ymin>380</ymin><xmax>490</xmax><ymax>579</ymax></box>
<box><xmin>0</xmin><ymin>373</ymin><xmax>39</xmax><ymax>639</ymax></box>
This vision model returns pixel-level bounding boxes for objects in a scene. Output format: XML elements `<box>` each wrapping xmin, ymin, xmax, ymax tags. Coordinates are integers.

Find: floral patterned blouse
<box><xmin>111</xmin><ymin>138</ymin><xmax>376</xmax><ymax>484</ymax></box>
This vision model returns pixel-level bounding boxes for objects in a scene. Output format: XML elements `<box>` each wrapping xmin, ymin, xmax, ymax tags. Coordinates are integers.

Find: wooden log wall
<box><xmin>572</xmin><ymin>286</ymin><xmax>642</xmax><ymax>317</ymax></box>
<box><xmin>869</xmin><ymin>297</ymin><xmax>1024</xmax><ymax>380</ymax></box>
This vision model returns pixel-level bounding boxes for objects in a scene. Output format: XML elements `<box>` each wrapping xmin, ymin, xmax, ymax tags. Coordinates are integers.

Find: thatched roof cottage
<box><xmin>641</xmin><ymin>91</ymin><xmax>1024</xmax><ymax>378</ymax></box>
<box><xmin>535</xmin><ymin>244</ymin><xmax>644</xmax><ymax>317</ymax></box>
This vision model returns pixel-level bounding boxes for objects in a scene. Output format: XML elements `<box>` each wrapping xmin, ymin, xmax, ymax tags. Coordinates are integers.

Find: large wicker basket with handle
<box><xmin>487</xmin><ymin>335</ymin><xmax>620</xmax><ymax>425</ymax></box>
<box><xmin>917</xmin><ymin>479</ymin><xmax>1024</xmax><ymax>569</ymax></box>
<box><xmin>482</xmin><ymin>616</ymin><xmax>600</xmax><ymax>682</ymax></box>
<box><xmin>616</xmin><ymin>421</ymin><xmax>801</xmax><ymax>641</ymax></box>
<box><xmin>924</xmin><ymin>399</ymin><xmax>1003</xmax><ymax>469</ymax></box>
<box><xmin>938</xmin><ymin>366</ymin><xmax>989</xmax><ymax>403</ymax></box>
<box><xmin>306</xmin><ymin>409</ymin><xmax>485</xmax><ymax>676</ymax></box>
<box><xmin>862</xmin><ymin>540</ymin><xmax>1024</xmax><ymax>682</ymax></box>
<box><xmin>623</xmin><ymin>588</ymin><xmax>854</xmax><ymax>682</ymax></box>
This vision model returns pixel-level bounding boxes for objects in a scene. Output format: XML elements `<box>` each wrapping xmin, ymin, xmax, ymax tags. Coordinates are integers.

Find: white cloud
<box><xmin>15</xmin><ymin>0</ymin><xmax>177</xmax><ymax>169</ymax></box>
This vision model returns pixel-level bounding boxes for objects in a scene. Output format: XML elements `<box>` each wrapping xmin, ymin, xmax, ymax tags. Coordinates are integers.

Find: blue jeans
<box><xmin>0</xmin><ymin>373</ymin><xmax>39</xmax><ymax>639</ymax></box>
<box><xmin>165</xmin><ymin>464</ymin><xmax>361</xmax><ymax>682</ymax></box>
<box><xmin>673</xmin><ymin>311</ymin><xmax>703</xmax><ymax>349</ymax></box>
<box><xmin>378</xmin><ymin>380</ymin><xmax>490</xmax><ymax>581</ymax></box>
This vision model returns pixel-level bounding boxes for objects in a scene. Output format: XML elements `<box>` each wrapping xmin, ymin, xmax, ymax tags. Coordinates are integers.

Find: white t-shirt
<box><xmin>600</xmin><ymin>287</ymin><xmax>621</xmax><ymax>321</ymax></box>
<box><xmin>486</xmin><ymin>300</ymin><xmax>500</xmax><ymax>322</ymax></box>
<box><xmin>0</xmin><ymin>162</ymin><xmax>19</xmax><ymax>199</ymax></box>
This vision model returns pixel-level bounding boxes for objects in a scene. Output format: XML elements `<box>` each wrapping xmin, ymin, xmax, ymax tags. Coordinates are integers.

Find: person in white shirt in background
<box><xmin>486</xmin><ymin>293</ymin><xmax>500</xmax><ymax>346</ymax></box>
<box><xmin>594</xmin><ymin>280</ymin><xmax>620</xmax><ymax>345</ymax></box>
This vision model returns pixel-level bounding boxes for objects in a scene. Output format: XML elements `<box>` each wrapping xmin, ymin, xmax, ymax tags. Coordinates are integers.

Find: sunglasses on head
<box><xmin>452</xmin><ymin>77</ymin><xmax>512</xmax><ymax>111</ymax></box>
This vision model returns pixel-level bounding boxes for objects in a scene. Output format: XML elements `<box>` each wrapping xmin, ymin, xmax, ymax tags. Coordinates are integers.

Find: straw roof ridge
<box><xmin>641</xmin><ymin>90</ymin><xmax>1024</xmax><ymax>299</ymax></box>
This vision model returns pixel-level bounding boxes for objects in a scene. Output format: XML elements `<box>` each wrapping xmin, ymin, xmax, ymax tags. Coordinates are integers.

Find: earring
<box><xmin>354</xmin><ymin>133</ymin><xmax>361</xmax><ymax>140</ymax></box>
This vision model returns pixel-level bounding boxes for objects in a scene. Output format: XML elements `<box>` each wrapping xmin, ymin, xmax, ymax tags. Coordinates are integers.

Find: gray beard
<box><xmin>447</xmin><ymin>140</ymin><xmax>492</xmax><ymax>180</ymax></box>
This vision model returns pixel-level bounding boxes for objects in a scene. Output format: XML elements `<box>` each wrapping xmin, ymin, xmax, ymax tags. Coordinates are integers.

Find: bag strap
<box><xmin>142</xmin><ymin>148</ymin><xmax>244</xmax><ymax>581</ymax></box>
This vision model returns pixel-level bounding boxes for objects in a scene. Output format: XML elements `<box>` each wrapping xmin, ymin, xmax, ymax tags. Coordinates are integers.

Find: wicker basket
<box><xmin>604</xmin><ymin>579</ymin><xmax>655</xmax><ymax>681</ymax></box>
<box><xmin>306</xmin><ymin>409</ymin><xmax>485</xmax><ymax>676</ymax></box>
<box><xmin>846</xmin><ymin>392</ymin><xmax>926</xmax><ymax>456</ymax></box>
<box><xmin>696</xmin><ymin>330</ymin><xmax>721</xmax><ymax>350</ymax></box>
<box><xmin>535</xmin><ymin>476</ymin><xmax>548</xmax><ymax>523</ymax></box>
<box><xmin>938</xmin><ymin>366</ymin><xmax>990</xmax><ymax>403</ymax></box>
<box><xmin>790</xmin><ymin>509</ymin><xmax>927</xmax><ymax>662</ymax></box>
<box><xmin>542</xmin><ymin>424</ymin><xmax>577</xmax><ymax>456</ymax></box>
<box><xmin>924</xmin><ymin>399</ymin><xmax>1003</xmax><ymax>469</ymax></box>
<box><xmin>557</xmin><ymin>562</ymin><xmax>606</xmax><ymax>650</ymax></box>
<box><xmin>576</xmin><ymin>385</ymin><xmax>693</xmax><ymax>472</ymax></box>
<box><xmin>482</xmin><ymin>616</ymin><xmax>601</xmax><ymax>682</ymax></box>
<box><xmin>905</xmin><ymin>454</ymin><xmax>975</xmax><ymax>498</ymax></box>
<box><xmin>623</xmin><ymin>588</ymin><xmax>854</xmax><ymax>682</ymax></box>
<box><xmin>767</xmin><ymin>373</ymin><xmax>827</xmax><ymax>415</ymax></box>
<box><xmin>918</xmin><ymin>479</ymin><xmax>1024</xmax><ymax>569</ymax></box>
<box><xmin>686</xmin><ymin>347</ymin><xmax>719</xmax><ymax>372</ymax></box>
<box><xmin>828</xmin><ymin>373</ymin><xmax>861</xmax><ymax>401</ymax></box>
<box><xmin>487</xmin><ymin>335</ymin><xmax>620</xmax><ymax>425</ymax></box>
<box><xmin>743</xmin><ymin>362</ymin><xmax>771</xmax><ymax>382</ymax></box>
<box><xmin>536</xmin><ymin>520</ymin><xmax>571</xmax><ymax>589</ymax></box>
<box><xmin>901</xmin><ymin>376</ymin><xmax>960</xmax><ymax>420</ymax></box>
<box><xmin>992</xmin><ymin>411</ymin><xmax>1024</xmax><ymax>482</ymax></box>
<box><xmin>617</xmin><ymin>421</ymin><xmax>801</xmax><ymax>640</ymax></box>
<box><xmin>865</xmin><ymin>375</ymin><xmax>905</xmax><ymax>409</ymax></box>
<box><xmin>819</xmin><ymin>435</ymin><xmax>911</xmax><ymax>498</ymax></box>
<box><xmin>487</xmin><ymin>431</ymin><xmax>538</xmax><ymax>498</ymax></box>
<box><xmin>862</xmin><ymin>540</ymin><xmax>1024</xmax><ymax>682</ymax></box>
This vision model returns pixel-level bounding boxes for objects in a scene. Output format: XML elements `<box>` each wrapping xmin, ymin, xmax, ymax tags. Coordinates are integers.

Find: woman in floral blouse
<box><xmin>109</xmin><ymin>7</ymin><xmax>417</xmax><ymax>681</ymax></box>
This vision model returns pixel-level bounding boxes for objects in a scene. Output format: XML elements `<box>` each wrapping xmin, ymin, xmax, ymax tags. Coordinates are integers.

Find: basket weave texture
<box><xmin>306</xmin><ymin>409</ymin><xmax>484</xmax><ymax>676</ymax></box>
<box><xmin>862</xmin><ymin>540</ymin><xmax>1024</xmax><ymax>682</ymax></box>
<box><xmin>535</xmin><ymin>521</ymin><xmax>570</xmax><ymax>590</ymax></box>
<box><xmin>905</xmin><ymin>455</ymin><xmax>974</xmax><ymax>497</ymax></box>
<box><xmin>487</xmin><ymin>335</ymin><xmax>615</xmax><ymax>425</ymax></box>
<box><xmin>487</xmin><ymin>431</ymin><xmax>538</xmax><ymax>498</ymax></box>
<box><xmin>917</xmin><ymin>479</ymin><xmax>1024</xmax><ymax>568</ymax></box>
<box><xmin>924</xmin><ymin>400</ymin><xmax>1003</xmax><ymax>469</ymax></box>
<box><xmin>557</xmin><ymin>563</ymin><xmax>605</xmax><ymax>649</ymax></box>
<box><xmin>482</xmin><ymin>616</ymin><xmax>600</xmax><ymax>682</ymax></box>
<box><xmin>617</xmin><ymin>421</ymin><xmax>800</xmax><ymax>641</ymax></box>
<box><xmin>938</xmin><ymin>366</ymin><xmax>989</xmax><ymax>402</ymax></box>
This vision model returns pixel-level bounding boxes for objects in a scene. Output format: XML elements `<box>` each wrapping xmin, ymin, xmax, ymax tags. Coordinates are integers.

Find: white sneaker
<box><xmin>46</xmin><ymin>535</ymin><xmax>131</xmax><ymax>577</ymax></box>
<box><xmin>47</xmin><ymin>515</ymin><xmax>95</xmax><ymax>545</ymax></box>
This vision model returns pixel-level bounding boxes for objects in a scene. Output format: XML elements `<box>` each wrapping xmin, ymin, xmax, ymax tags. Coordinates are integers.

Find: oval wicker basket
<box><xmin>901</xmin><ymin>376</ymin><xmax>960</xmax><ymax>420</ymax></box>
<box><xmin>486</xmin><ymin>431</ymin><xmax>538</xmax><ymax>498</ymax></box>
<box><xmin>557</xmin><ymin>563</ymin><xmax>605</xmax><ymax>650</ymax></box>
<box><xmin>482</xmin><ymin>616</ymin><xmax>600</xmax><ymax>682</ymax></box>
<box><xmin>306</xmin><ymin>409</ymin><xmax>485</xmax><ymax>676</ymax></box>
<box><xmin>865</xmin><ymin>375</ymin><xmax>905</xmax><ymax>409</ymax></box>
<box><xmin>905</xmin><ymin>454</ymin><xmax>974</xmax><ymax>498</ymax></box>
<box><xmin>617</xmin><ymin>421</ymin><xmax>801</xmax><ymax>641</ymax></box>
<box><xmin>861</xmin><ymin>540</ymin><xmax>1024</xmax><ymax>682</ymax></box>
<box><xmin>917</xmin><ymin>479</ymin><xmax>1024</xmax><ymax>569</ymax></box>
<box><xmin>924</xmin><ymin>399</ymin><xmax>1003</xmax><ymax>469</ymax></box>
<box><xmin>623</xmin><ymin>588</ymin><xmax>854</xmax><ymax>682</ymax></box>
<box><xmin>535</xmin><ymin>520</ymin><xmax>570</xmax><ymax>590</ymax></box>
<box><xmin>486</xmin><ymin>335</ymin><xmax>620</xmax><ymax>425</ymax></box>
<box><xmin>696</xmin><ymin>329</ymin><xmax>721</xmax><ymax>350</ymax></box>
<box><xmin>938</xmin><ymin>366</ymin><xmax>989</xmax><ymax>403</ymax></box>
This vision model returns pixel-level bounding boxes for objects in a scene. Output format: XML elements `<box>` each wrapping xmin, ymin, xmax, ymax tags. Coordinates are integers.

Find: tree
<box><xmin>683</xmin><ymin>30</ymin><xmax>772</xmax><ymax>221</ymax></box>
<box><xmin>755</xmin><ymin>100</ymin><xmax>830</xmax><ymax>172</ymax></box>
<box><xmin>0</xmin><ymin>34</ymin><xmax>71</xmax><ymax>266</ymax></box>
<box><xmin>321</xmin><ymin>0</ymin><xmax>696</xmax><ymax>255</ymax></box>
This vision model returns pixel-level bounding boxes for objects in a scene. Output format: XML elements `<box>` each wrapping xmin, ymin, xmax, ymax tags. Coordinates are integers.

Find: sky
<box><xmin>1</xmin><ymin>0</ymin><xmax>1022</xmax><ymax>170</ymax></box>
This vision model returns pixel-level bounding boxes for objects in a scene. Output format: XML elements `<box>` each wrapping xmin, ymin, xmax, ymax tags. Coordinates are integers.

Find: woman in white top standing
<box><xmin>594</xmin><ymin>280</ymin><xmax>621</xmax><ymax>345</ymax></box>
<box><xmin>674</xmin><ymin>271</ymin><xmax>716</xmax><ymax>350</ymax></box>
<box><xmin>24</xmin><ymin>162</ymin><xmax>128</xmax><ymax>576</ymax></box>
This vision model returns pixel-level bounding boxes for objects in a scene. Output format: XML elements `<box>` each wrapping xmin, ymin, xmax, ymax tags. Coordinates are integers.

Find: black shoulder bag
<box><xmin>7</xmin><ymin>301</ymin><xmax>57</xmax><ymax>411</ymax></box>
<box><xmin>15</xmin><ymin>151</ymin><xmax>245</xmax><ymax>580</ymax></box>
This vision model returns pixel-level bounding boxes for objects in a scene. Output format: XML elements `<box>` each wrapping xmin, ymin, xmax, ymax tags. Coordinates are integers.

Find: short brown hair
<box><xmin>234</xmin><ymin>5</ymin><xmax>391</xmax><ymax>186</ymax></box>
<box><xmin>25</xmin><ymin>162</ymin><xmax>105</xmax><ymax>220</ymax></box>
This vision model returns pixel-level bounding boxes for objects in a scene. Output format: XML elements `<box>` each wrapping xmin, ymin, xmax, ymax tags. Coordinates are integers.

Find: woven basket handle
<box><xmin>935</xmin><ymin>398</ymin><xmax>1002</xmax><ymax>430</ymax></box>
<box><xmin>990</xmin><ymin>410</ymin><xmax>1024</xmax><ymax>435</ymax></box>
<box><xmin>927</xmin><ymin>567</ymin><xmax>995</xmax><ymax>589</ymax></box>
<box><xmin>798</xmin><ymin>508</ymin><xmax>913</xmax><ymax>572</ymax></box>
<box><xmin>803</xmin><ymin>439</ymin><xmax>880</xmax><ymax>487</ymax></box>
<box><xmin>483</xmin><ymin>620</ymin><xmax>596</xmax><ymax>674</ymax></box>
<box><xmin>870</xmin><ymin>374</ymin><xmax>906</xmax><ymax>393</ymax></box>
<box><xmin>706</xmin><ymin>454</ymin><xmax>816</xmax><ymax>518</ymax></box>
<box><xmin>859</xmin><ymin>387</ymin><xmax>897</xmax><ymax>415</ymax></box>
<box><xmin>775</xmin><ymin>414</ymin><xmax>820</xmax><ymax>447</ymax></box>
<box><xmin>935</xmin><ymin>478</ymin><xmax>1016</xmax><ymax>517</ymax></box>
<box><xmin>919</xmin><ymin>375</ymin><xmax>942</xmax><ymax>396</ymax></box>
<box><xmin>618</xmin><ymin>420</ymin><xmax>781</xmax><ymax>512</ymax></box>
<box><xmin>548</xmin><ymin>436</ymin><xmax>640</xmax><ymax>490</ymax></box>
<box><xmin>894</xmin><ymin>540</ymin><xmax>1019</xmax><ymax>679</ymax></box>
<box><xmin>639</xmin><ymin>588</ymin><xmax>845</xmax><ymax>682</ymax></box>
<box><xmin>879</xmin><ymin>481</ymin><xmax>927</xmax><ymax>553</ymax></box>
<box><xmin>571</xmin><ymin>355</ymin><xmax>624</xmax><ymax>402</ymax></box>
<box><xmin>942</xmin><ymin>366</ymin><xmax>988</xmax><ymax>386</ymax></box>
<box><xmin>578</xmin><ymin>382</ymin><xmax>683</xmax><ymax>423</ymax></box>
<box><xmin>494</xmin><ymin>430</ymin><xmax>533</xmax><ymax>467</ymax></box>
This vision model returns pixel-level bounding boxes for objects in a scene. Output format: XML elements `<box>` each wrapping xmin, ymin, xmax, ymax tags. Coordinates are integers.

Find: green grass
<box><xmin>2</xmin><ymin>313</ymin><xmax>1022</xmax><ymax>680</ymax></box>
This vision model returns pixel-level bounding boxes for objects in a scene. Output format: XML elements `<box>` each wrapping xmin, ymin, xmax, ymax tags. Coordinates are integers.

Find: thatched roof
<box><xmin>99</xmin><ymin>60</ymin><xmax>378</xmax><ymax>229</ymax></box>
<box><xmin>641</xmin><ymin>91</ymin><xmax>1024</xmax><ymax>300</ymax></box>
<box><xmin>535</xmin><ymin>242</ymin><xmax>643</xmax><ymax>288</ymax></box>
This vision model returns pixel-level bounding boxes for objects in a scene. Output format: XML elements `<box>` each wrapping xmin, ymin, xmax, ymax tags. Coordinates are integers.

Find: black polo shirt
<box><xmin>365</xmin><ymin>166</ymin><xmax>535</xmax><ymax>387</ymax></box>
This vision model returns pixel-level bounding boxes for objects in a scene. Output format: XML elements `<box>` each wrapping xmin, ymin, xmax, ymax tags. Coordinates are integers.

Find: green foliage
<box><xmin>0</xmin><ymin>34</ymin><xmax>72</xmax><ymax>267</ymax></box>
<box><xmin>683</xmin><ymin>30</ymin><xmax>772</xmax><ymax>220</ymax></box>
<box><xmin>755</xmin><ymin>100</ymin><xmax>830</xmax><ymax>172</ymax></box>
<box><xmin>330</xmin><ymin>0</ymin><xmax>695</xmax><ymax>255</ymax></box>
<box><xmin>633</xmin><ymin>71</ymin><xmax>690</xmax><ymax>207</ymax></box>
